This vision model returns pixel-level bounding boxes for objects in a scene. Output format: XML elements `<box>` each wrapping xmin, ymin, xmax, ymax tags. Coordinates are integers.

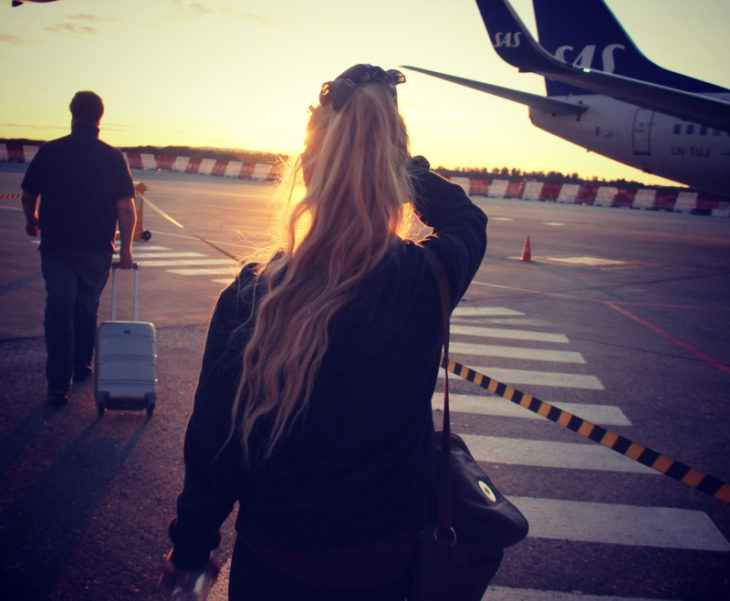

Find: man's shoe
<box><xmin>47</xmin><ymin>391</ymin><xmax>69</xmax><ymax>407</ymax></box>
<box><xmin>73</xmin><ymin>366</ymin><xmax>93</xmax><ymax>383</ymax></box>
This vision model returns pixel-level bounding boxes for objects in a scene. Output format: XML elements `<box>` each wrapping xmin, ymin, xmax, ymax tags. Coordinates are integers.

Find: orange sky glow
<box><xmin>2</xmin><ymin>0</ymin><xmax>729</xmax><ymax>187</ymax></box>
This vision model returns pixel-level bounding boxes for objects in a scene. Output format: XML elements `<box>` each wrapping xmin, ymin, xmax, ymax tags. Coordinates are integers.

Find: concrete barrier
<box><xmin>523</xmin><ymin>181</ymin><xmax>543</xmax><ymax>201</ymax></box>
<box><xmin>557</xmin><ymin>183</ymin><xmax>580</xmax><ymax>204</ymax></box>
<box><xmin>488</xmin><ymin>179</ymin><xmax>509</xmax><ymax>198</ymax></box>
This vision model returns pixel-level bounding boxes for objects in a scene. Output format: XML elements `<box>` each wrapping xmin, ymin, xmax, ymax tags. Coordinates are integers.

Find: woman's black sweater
<box><xmin>169</xmin><ymin>171</ymin><xmax>487</xmax><ymax>570</ymax></box>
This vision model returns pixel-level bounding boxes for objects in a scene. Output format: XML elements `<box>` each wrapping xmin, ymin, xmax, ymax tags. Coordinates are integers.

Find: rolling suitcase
<box><xmin>95</xmin><ymin>262</ymin><xmax>158</xmax><ymax>417</ymax></box>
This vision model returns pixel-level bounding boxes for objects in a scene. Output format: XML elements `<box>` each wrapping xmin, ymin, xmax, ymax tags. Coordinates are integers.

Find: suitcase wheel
<box><xmin>96</xmin><ymin>392</ymin><xmax>109</xmax><ymax>418</ymax></box>
<box><xmin>145</xmin><ymin>393</ymin><xmax>156</xmax><ymax>417</ymax></box>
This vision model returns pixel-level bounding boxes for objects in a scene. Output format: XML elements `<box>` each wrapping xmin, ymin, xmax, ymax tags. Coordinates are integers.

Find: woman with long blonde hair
<box><xmin>163</xmin><ymin>65</ymin><xmax>487</xmax><ymax>600</ymax></box>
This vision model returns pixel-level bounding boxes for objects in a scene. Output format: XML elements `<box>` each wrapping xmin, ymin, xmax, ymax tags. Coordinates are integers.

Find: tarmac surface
<box><xmin>1</xmin><ymin>164</ymin><xmax>729</xmax><ymax>600</ymax></box>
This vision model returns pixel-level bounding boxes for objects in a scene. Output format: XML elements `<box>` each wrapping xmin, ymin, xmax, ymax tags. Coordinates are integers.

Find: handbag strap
<box><xmin>422</xmin><ymin>246</ymin><xmax>455</xmax><ymax>543</ymax></box>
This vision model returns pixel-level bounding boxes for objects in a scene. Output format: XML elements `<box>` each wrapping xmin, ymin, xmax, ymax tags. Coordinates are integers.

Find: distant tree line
<box><xmin>433</xmin><ymin>165</ymin><xmax>674</xmax><ymax>191</ymax></box>
<box><xmin>120</xmin><ymin>145</ymin><xmax>288</xmax><ymax>165</ymax></box>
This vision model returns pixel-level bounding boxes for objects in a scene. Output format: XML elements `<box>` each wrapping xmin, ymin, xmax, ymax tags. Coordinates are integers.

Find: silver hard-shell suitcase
<box><xmin>95</xmin><ymin>262</ymin><xmax>157</xmax><ymax>417</ymax></box>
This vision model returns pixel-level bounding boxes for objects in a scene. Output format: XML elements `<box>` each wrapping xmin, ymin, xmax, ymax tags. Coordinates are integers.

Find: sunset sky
<box><xmin>2</xmin><ymin>0</ymin><xmax>729</xmax><ymax>186</ymax></box>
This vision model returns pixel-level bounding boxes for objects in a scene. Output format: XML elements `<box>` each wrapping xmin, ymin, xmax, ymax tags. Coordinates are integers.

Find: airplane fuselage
<box><xmin>530</xmin><ymin>94</ymin><xmax>730</xmax><ymax>194</ymax></box>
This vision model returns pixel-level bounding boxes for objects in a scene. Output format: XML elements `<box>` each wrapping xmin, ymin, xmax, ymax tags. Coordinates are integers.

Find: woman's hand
<box><xmin>159</xmin><ymin>550</ymin><xmax>221</xmax><ymax>600</ymax></box>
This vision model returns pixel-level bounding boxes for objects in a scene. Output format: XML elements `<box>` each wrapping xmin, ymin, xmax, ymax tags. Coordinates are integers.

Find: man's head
<box><xmin>69</xmin><ymin>91</ymin><xmax>104</xmax><ymax>125</ymax></box>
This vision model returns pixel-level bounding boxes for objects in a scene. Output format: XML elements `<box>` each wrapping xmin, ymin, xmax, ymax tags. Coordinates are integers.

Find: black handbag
<box><xmin>412</xmin><ymin>248</ymin><xmax>529</xmax><ymax>601</ymax></box>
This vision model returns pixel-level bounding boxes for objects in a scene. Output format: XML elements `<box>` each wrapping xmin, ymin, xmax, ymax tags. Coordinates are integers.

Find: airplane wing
<box><xmin>401</xmin><ymin>65</ymin><xmax>586</xmax><ymax>116</ymax></box>
<box><xmin>475</xmin><ymin>0</ymin><xmax>730</xmax><ymax>131</ymax></box>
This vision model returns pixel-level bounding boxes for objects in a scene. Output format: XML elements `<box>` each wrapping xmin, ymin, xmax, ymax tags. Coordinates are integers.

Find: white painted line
<box><xmin>451</xmin><ymin>325</ymin><xmax>569</xmax><ymax>343</ymax></box>
<box><xmin>509</xmin><ymin>496</ymin><xmax>730</xmax><ymax>552</ymax></box>
<box><xmin>546</xmin><ymin>256</ymin><xmax>626</xmax><ymax>266</ymax></box>
<box><xmin>168</xmin><ymin>268</ymin><xmax>239</xmax><ymax>275</ymax></box>
<box><xmin>138</xmin><ymin>259</ymin><xmax>236</xmax><ymax>267</ymax></box>
<box><xmin>484</xmin><ymin>586</ymin><xmax>684</xmax><ymax>601</ymax></box>
<box><xmin>453</xmin><ymin>306</ymin><xmax>525</xmax><ymax>317</ymax></box>
<box><xmin>451</xmin><ymin>341</ymin><xmax>586</xmax><ymax>364</ymax></box>
<box><xmin>127</xmin><ymin>245</ymin><xmax>169</xmax><ymax>250</ymax></box>
<box><xmin>127</xmin><ymin>252</ymin><xmax>207</xmax><ymax>259</ymax></box>
<box><xmin>465</xmin><ymin>317</ymin><xmax>554</xmax><ymax>327</ymax></box>
<box><xmin>440</xmin><ymin>393</ymin><xmax>631</xmax><ymax>426</ymax></box>
<box><xmin>470</xmin><ymin>366</ymin><xmax>604</xmax><ymax>390</ymax></box>
<box><xmin>461</xmin><ymin>435</ymin><xmax>654</xmax><ymax>474</ymax></box>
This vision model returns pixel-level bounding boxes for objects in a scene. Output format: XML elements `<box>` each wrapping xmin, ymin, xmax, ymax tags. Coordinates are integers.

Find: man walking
<box><xmin>21</xmin><ymin>91</ymin><xmax>137</xmax><ymax>407</ymax></box>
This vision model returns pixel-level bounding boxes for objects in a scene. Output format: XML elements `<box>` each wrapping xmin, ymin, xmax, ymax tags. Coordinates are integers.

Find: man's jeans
<box><xmin>40</xmin><ymin>250</ymin><xmax>112</xmax><ymax>392</ymax></box>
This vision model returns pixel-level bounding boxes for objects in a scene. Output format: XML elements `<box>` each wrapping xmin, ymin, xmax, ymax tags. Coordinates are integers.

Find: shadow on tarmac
<box><xmin>0</xmin><ymin>410</ymin><xmax>149</xmax><ymax>599</ymax></box>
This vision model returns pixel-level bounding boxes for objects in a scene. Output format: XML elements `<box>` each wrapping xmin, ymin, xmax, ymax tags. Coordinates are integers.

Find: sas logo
<box><xmin>494</xmin><ymin>31</ymin><xmax>523</xmax><ymax>48</ymax></box>
<box><xmin>554</xmin><ymin>44</ymin><xmax>626</xmax><ymax>73</ymax></box>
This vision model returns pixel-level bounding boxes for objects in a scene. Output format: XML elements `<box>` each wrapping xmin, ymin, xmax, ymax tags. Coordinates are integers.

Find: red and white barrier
<box><xmin>2</xmin><ymin>143</ymin><xmax>726</xmax><ymax>214</ymax></box>
<box><xmin>633</xmin><ymin>189</ymin><xmax>656</xmax><ymax>210</ymax></box>
<box><xmin>576</xmin><ymin>185</ymin><xmax>597</xmax><ymax>205</ymax></box>
<box><xmin>198</xmin><ymin>158</ymin><xmax>216</xmax><ymax>176</ymax></box>
<box><xmin>595</xmin><ymin>186</ymin><xmax>617</xmax><ymax>207</ymax></box>
<box><xmin>469</xmin><ymin>179</ymin><xmax>488</xmax><ymax>196</ymax></box>
<box><xmin>172</xmin><ymin>156</ymin><xmax>189</xmax><ymax>172</ymax></box>
<box><xmin>523</xmin><ymin>181</ymin><xmax>543</xmax><ymax>201</ymax></box>
<box><xmin>488</xmin><ymin>179</ymin><xmax>509</xmax><ymax>198</ymax></box>
<box><xmin>557</xmin><ymin>183</ymin><xmax>579</xmax><ymax>204</ymax></box>
<box><xmin>141</xmin><ymin>153</ymin><xmax>156</xmax><ymax>170</ymax></box>
<box><xmin>675</xmin><ymin>191</ymin><xmax>698</xmax><ymax>212</ymax></box>
<box><xmin>224</xmin><ymin>161</ymin><xmax>243</xmax><ymax>178</ymax></box>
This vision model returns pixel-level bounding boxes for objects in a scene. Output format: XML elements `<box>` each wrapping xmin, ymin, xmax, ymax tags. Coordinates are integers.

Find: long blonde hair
<box><xmin>233</xmin><ymin>74</ymin><xmax>413</xmax><ymax>456</ymax></box>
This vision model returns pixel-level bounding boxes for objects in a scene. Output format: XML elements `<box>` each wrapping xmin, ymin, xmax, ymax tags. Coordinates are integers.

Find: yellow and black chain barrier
<box><xmin>1</xmin><ymin>193</ymin><xmax>21</xmax><ymax>199</ymax></box>
<box><xmin>444</xmin><ymin>358</ymin><xmax>730</xmax><ymax>504</ymax></box>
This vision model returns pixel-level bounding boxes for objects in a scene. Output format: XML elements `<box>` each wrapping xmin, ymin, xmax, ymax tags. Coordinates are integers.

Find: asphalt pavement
<box><xmin>1</xmin><ymin>164</ymin><xmax>729</xmax><ymax>601</ymax></box>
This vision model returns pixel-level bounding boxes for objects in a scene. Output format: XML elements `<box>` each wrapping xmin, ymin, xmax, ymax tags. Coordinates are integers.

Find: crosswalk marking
<box><xmin>484</xmin><ymin>586</ymin><xmax>683</xmax><ymax>601</ymax></box>
<box><xmin>440</xmin><ymin>393</ymin><xmax>631</xmax><ymax>425</ymax></box>
<box><xmin>454</xmin><ymin>306</ymin><xmax>524</xmax><ymax>317</ymax></box>
<box><xmin>459</xmin><ymin>317</ymin><xmax>554</xmax><ymax>327</ymax></box>
<box><xmin>196</xmin><ymin>300</ymin><xmax>726</xmax><ymax>599</ymax></box>
<box><xmin>131</xmin><ymin>251</ymin><xmax>207</xmax><ymax>259</ymax></box>
<box><xmin>451</xmin><ymin>341</ymin><xmax>586</xmax><ymax>363</ymax></box>
<box><xmin>128</xmin><ymin>245</ymin><xmax>169</xmax><ymax>251</ymax></box>
<box><xmin>167</xmin><ymin>267</ymin><xmax>239</xmax><ymax>276</ymax></box>
<box><xmin>451</xmin><ymin>324</ymin><xmax>570</xmax><ymax>343</ymax></box>
<box><xmin>509</xmin><ymin>496</ymin><xmax>730</xmax><ymax>551</ymax></box>
<box><xmin>469</xmin><ymin>366</ymin><xmax>605</xmax><ymax>389</ymax></box>
<box><xmin>137</xmin><ymin>259</ymin><xmax>237</xmax><ymax>267</ymax></box>
<box><xmin>121</xmin><ymin>244</ymin><xmax>240</xmax><ymax>280</ymax></box>
<box><xmin>461</xmin><ymin>434</ymin><xmax>654</xmax><ymax>474</ymax></box>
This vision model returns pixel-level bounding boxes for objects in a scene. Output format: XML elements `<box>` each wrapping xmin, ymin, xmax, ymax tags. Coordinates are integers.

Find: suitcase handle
<box><xmin>110</xmin><ymin>262</ymin><xmax>139</xmax><ymax>321</ymax></box>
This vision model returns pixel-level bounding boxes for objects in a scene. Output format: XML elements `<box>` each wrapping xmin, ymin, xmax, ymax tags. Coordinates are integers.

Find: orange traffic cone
<box><xmin>520</xmin><ymin>236</ymin><xmax>532</xmax><ymax>262</ymax></box>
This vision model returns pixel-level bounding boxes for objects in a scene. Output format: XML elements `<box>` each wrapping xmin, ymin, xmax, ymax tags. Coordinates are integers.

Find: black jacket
<box><xmin>169</xmin><ymin>171</ymin><xmax>487</xmax><ymax>570</ymax></box>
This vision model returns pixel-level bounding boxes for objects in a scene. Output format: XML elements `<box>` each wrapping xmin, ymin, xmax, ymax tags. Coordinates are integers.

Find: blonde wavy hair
<box><xmin>232</xmin><ymin>74</ymin><xmax>414</xmax><ymax>457</ymax></box>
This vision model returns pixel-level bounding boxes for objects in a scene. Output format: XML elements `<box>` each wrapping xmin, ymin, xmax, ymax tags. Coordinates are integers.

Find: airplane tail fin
<box><xmin>531</xmin><ymin>0</ymin><xmax>724</xmax><ymax>96</ymax></box>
